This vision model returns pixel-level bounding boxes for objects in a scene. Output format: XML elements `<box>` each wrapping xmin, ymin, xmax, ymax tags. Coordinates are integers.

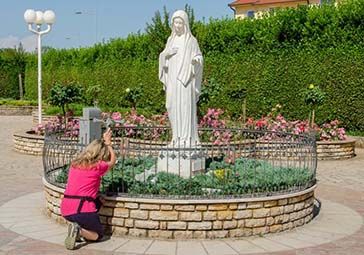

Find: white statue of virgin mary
<box><xmin>159</xmin><ymin>10</ymin><xmax>203</xmax><ymax>147</ymax></box>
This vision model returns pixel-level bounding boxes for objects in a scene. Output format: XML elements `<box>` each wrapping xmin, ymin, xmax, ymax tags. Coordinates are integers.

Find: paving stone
<box><xmin>115</xmin><ymin>239</ymin><xmax>153</xmax><ymax>254</ymax></box>
<box><xmin>145</xmin><ymin>240</ymin><xmax>176</xmax><ymax>255</ymax></box>
<box><xmin>248</xmin><ymin>237</ymin><xmax>292</xmax><ymax>252</ymax></box>
<box><xmin>201</xmin><ymin>240</ymin><xmax>238</xmax><ymax>255</ymax></box>
<box><xmin>177</xmin><ymin>241</ymin><xmax>207</xmax><ymax>255</ymax></box>
<box><xmin>224</xmin><ymin>239</ymin><xmax>266</xmax><ymax>254</ymax></box>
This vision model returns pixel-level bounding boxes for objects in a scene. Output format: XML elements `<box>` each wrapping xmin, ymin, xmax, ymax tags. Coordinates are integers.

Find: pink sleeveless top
<box><xmin>60</xmin><ymin>161</ymin><xmax>109</xmax><ymax>216</ymax></box>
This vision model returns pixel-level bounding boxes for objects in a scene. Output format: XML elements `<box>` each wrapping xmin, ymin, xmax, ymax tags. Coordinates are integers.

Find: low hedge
<box><xmin>55</xmin><ymin>156</ymin><xmax>314</xmax><ymax>197</ymax></box>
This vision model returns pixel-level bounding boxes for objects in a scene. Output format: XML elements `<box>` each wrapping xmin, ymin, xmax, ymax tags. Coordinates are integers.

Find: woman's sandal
<box><xmin>64</xmin><ymin>222</ymin><xmax>80</xmax><ymax>250</ymax></box>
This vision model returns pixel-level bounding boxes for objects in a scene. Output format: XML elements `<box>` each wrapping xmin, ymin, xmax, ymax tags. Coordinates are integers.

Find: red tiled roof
<box><xmin>229</xmin><ymin>0</ymin><xmax>308</xmax><ymax>7</ymax></box>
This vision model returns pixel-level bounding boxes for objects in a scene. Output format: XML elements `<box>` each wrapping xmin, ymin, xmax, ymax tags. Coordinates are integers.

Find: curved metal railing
<box><xmin>43</xmin><ymin>126</ymin><xmax>317</xmax><ymax>199</ymax></box>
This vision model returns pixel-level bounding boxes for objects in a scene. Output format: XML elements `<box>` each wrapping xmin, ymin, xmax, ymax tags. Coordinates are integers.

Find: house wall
<box><xmin>233</xmin><ymin>0</ymin><xmax>320</xmax><ymax>19</ymax></box>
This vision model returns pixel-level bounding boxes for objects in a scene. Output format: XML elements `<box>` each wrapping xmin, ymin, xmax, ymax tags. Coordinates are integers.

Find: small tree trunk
<box><xmin>311</xmin><ymin>109</ymin><xmax>315</xmax><ymax>128</ymax></box>
<box><xmin>62</xmin><ymin>105</ymin><xmax>66</xmax><ymax>121</ymax></box>
<box><xmin>18</xmin><ymin>73</ymin><xmax>23</xmax><ymax>99</ymax></box>
<box><xmin>242</xmin><ymin>98</ymin><xmax>247</xmax><ymax>125</ymax></box>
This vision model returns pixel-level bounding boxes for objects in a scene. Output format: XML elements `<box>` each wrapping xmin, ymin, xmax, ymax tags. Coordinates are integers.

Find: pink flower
<box><xmin>256</xmin><ymin>119</ymin><xmax>267</xmax><ymax>129</ymax></box>
<box><xmin>111</xmin><ymin>112</ymin><xmax>122</xmax><ymax>121</ymax></box>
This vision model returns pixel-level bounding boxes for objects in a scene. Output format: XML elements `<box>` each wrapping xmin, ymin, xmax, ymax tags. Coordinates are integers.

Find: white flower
<box><xmin>125</xmin><ymin>88</ymin><xmax>131</xmax><ymax>93</ymax></box>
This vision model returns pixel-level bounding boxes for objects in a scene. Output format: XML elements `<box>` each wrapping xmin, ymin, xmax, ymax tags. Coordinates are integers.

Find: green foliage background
<box><xmin>0</xmin><ymin>48</ymin><xmax>26</xmax><ymax>99</ymax></box>
<box><xmin>16</xmin><ymin>1</ymin><xmax>364</xmax><ymax>131</ymax></box>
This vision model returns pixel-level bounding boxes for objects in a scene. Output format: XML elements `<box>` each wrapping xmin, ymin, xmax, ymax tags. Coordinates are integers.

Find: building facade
<box><xmin>229</xmin><ymin>0</ymin><xmax>321</xmax><ymax>19</ymax></box>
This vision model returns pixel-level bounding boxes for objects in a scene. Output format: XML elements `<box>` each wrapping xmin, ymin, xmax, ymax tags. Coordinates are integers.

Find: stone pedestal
<box><xmin>79</xmin><ymin>107</ymin><xmax>102</xmax><ymax>145</ymax></box>
<box><xmin>157</xmin><ymin>149</ymin><xmax>205</xmax><ymax>178</ymax></box>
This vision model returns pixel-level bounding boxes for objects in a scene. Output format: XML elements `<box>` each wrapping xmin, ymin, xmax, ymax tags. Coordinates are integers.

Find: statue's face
<box><xmin>173</xmin><ymin>17</ymin><xmax>184</xmax><ymax>36</ymax></box>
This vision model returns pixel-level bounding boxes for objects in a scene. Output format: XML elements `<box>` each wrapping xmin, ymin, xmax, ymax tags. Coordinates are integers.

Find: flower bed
<box><xmin>18</xmin><ymin>107</ymin><xmax>356</xmax><ymax>160</ymax></box>
<box><xmin>53</xmin><ymin>156</ymin><xmax>315</xmax><ymax>197</ymax></box>
<box><xmin>14</xmin><ymin>128</ymin><xmax>355</xmax><ymax>160</ymax></box>
<box><xmin>43</xmin><ymin>122</ymin><xmax>317</xmax><ymax>239</ymax></box>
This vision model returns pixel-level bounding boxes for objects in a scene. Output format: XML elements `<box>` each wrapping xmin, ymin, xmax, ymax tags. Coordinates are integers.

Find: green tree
<box><xmin>123</xmin><ymin>87</ymin><xmax>142</xmax><ymax>110</ymax></box>
<box><xmin>48</xmin><ymin>83</ymin><xmax>83</xmax><ymax>118</ymax></box>
<box><xmin>304</xmin><ymin>84</ymin><xmax>325</xmax><ymax>127</ymax></box>
<box><xmin>0</xmin><ymin>47</ymin><xmax>26</xmax><ymax>99</ymax></box>
<box><xmin>184</xmin><ymin>4</ymin><xmax>197</xmax><ymax>34</ymax></box>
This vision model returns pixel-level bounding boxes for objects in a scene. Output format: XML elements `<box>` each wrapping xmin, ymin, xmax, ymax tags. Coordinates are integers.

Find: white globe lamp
<box><xmin>43</xmin><ymin>10</ymin><xmax>56</xmax><ymax>24</ymax></box>
<box><xmin>35</xmin><ymin>11</ymin><xmax>44</xmax><ymax>25</ymax></box>
<box><xmin>24</xmin><ymin>9</ymin><xmax>36</xmax><ymax>24</ymax></box>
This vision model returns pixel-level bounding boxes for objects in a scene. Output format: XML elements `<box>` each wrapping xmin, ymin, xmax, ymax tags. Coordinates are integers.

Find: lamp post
<box><xmin>24</xmin><ymin>9</ymin><xmax>56</xmax><ymax>124</ymax></box>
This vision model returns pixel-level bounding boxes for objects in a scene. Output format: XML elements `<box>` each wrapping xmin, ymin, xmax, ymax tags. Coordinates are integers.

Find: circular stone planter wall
<box><xmin>0</xmin><ymin>105</ymin><xmax>36</xmax><ymax>116</ymax></box>
<box><xmin>31</xmin><ymin>110</ymin><xmax>80</xmax><ymax>124</ymax></box>
<box><xmin>317</xmin><ymin>139</ymin><xmax>356</xmax><ymax>160</ymax></box>
<box><xmin>126</xmin><ymin>138</ymin><xmax>356</xmax><ymax>161</ymax></box>
<box><xmin>43</xmin><ymin>178</ymin><xmax>316</xmax><ymax>239</ymax></box>
<box><xmin>13</xmin><ymin>130</ymin><xmax>44</xmax><ymax>156</ymax></box>
<box><xmin>349</xmin><ymin>136</ymin><xmax>364</xmax><ymax>149</ymax></box>
<box><xmin>13</xmin><ymin>130</ymin><xmax>357</xmax><ymax>160</ymax></box>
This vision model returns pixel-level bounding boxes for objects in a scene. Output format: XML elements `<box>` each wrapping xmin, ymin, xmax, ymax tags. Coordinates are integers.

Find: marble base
<box><xmin>157</xmin><ymin>149</ymin><xmax>205</xmax><ymax>178</ymax></box>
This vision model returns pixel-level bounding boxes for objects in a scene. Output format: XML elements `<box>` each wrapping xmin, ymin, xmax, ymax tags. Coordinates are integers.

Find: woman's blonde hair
<box><xmin>71</xmin><ymin>139</ymin><xmax>110</xmax><ymax>168</ymax></box>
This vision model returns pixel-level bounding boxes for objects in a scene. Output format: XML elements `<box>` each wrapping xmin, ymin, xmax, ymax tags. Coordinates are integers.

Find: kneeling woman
<box><xmin>60</xmin><ymin>128</ymin><xmax>116</xmax><ymax>250</ymax></box>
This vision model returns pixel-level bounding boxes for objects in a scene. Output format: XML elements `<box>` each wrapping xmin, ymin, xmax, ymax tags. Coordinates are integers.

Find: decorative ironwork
<box><xmin>43</xmin><ymin>126</ymin><xmax>317</xmax><ymax>199</ymax></box>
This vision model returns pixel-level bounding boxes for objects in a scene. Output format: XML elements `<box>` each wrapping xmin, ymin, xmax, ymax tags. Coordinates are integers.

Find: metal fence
<box><xmin>43</xmin><ymin>126</ymin><xmax>317</xmax><ymax>199</ymax></box>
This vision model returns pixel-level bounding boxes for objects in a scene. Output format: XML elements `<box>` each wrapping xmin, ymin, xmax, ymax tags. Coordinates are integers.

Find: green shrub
<box><xmin>0</xmin><ymin>99</ymin><xmax>37</xmax><ymax>106</ymax></box>
<box><xmin>107</xmin><ymin>157</ymin><xmax>313</xmax><ymax>196</ymax></box>
<box><xmin>48</xmin><ymin>83</ymin><xmax>83</xmax><ymax>116</ymax></box>
<box><xmin>54</xmin><ymin>156</ymin><xmax>314</xmax><ymax>197</ymax></box>
<box><xmin>0</xmin><ymin>48</ymin><xmax>26</xmax><ymax>99</ymax></box>
<box><xmin>23</xmin><ymin>0</ymin><xmax>364</xmax><ymax>131</ymax></box>
<box><xmin>44</xmin><ymin>103</ymin><xmax>84</xmax><ymax>116</ymax></box>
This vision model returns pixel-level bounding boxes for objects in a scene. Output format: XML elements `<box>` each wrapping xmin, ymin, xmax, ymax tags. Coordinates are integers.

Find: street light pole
<box><xmin>24</xmin><ymin>9</ymin><xmax>56</xmax><ymax>125</ymax></box>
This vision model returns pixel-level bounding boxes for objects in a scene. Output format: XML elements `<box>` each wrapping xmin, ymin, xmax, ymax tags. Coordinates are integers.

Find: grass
<box><xmin>44</xmin><ymin>103</ymin><xmax>85</xmax><ymax>116</ymax></box>
<box><xmin>0</xmin><ymin>98</ymin><xmax>37</xmax><ymax>106</ymax></box>
<box><xmin>347</xmin><ymin>130</ymin><xmax>364</xmax><ymax>137</ymax></box>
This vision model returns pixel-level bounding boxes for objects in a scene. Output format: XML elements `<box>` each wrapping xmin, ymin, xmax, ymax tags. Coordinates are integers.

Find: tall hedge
<box><xmin>24</xmin><ymin>0</ymin><xmax>364</xmax><ymax>131</ymax></box>
<box><xmin>0</xmin><ymin>48</ymin><xmax>26</xmax><ymax>99</ymax></box>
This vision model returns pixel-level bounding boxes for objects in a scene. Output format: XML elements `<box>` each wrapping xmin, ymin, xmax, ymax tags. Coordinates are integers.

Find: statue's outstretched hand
<box><xmin>192</xmin><ymin>57</ymin><xmax>202</xmax><ymax>76</ymax></box>
<box><xmin>166</xmin><ymin>47</ymin><xmax>178</xmax><ymax>58</ymax></box>
<box><xmin>192</xmin><ymin>56</ymin><xmax>201</xmax><ymax>65</ymax></box>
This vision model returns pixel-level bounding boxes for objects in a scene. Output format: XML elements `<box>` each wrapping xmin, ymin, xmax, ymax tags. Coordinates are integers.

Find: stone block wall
<box><xmin>43</xmin><ymin>178</ymin><xmax>316</xmax><ymax>239</ymax></box>
<box><xmin>32</xmin><ymin>110</ymin><xmax>80</xmax><ymax>124</ymax></box>
<box><xmin>0</xmin><ymin>105</ymin><xmax>36</xmax><ymax>115</ymax></box>
<box><xmin>317</xmin><ymin>139</ymin><xmax>356</xmax><ymax>160</ymax></box>
<box><xmin>348</xmin><ymin>136</ymin><xmax>364</xmax><ymax>149</ymax></box>
<box><xmin>32</xmin><ymin>114</ymin><xmax>57</xmax><ymax>125</ymax></box>
<box><xmin>13</xmin><ymin>131</ymin><xmax>44</xmax><ymax>156</ymax></box>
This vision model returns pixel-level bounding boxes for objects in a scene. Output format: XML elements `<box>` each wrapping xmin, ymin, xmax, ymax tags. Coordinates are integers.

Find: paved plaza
<box><xmin>0</xmin><ymin>116</ymin><xmax>363</xmax><ymax>255</ymax></box>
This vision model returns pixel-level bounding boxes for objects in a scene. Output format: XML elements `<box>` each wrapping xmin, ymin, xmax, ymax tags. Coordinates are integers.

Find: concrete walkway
<box><xmin>0</xmin><ymin>116</ymin><xmax>364</xmax><ymax>255</ymax></box>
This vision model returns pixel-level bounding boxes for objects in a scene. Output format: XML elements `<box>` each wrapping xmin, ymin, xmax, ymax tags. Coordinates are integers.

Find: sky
<box><xmin>0</xmin><ymin>0</ymin><xmax>234</xmax><ymax>52</ymax></box>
